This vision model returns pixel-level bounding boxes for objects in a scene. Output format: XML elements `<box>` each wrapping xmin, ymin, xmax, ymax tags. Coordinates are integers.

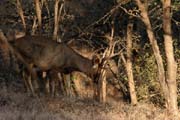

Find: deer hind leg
<box><xmin>51</xmin><ymin>77</ymin><xmax>55</xmax><ymax>97</ymax></box>
<box><xmin>41</xmin><ymin>70</ymin><xmax>58</xmax><ymax>97</ymax></box>
<box><xmin>22</xmin><ymin>71</ymin><xmax>29</xmax><ymax>92</ymax></box>
<box><xmin>45</xmin><ymin>72</ymin><xmax>67</xmax><ymax>97</ymax></box>
<box><xmin>31</xmin><ymin>69</ymin><xmax>40</xmax><ymax>95</ymax></box>
<box><xmin>48</xmin><ymin>70</ymin><xmax>59</xmax><ymax>97</ymax></box>
<box><xmin>58</xmin><ymin>73</ymin><xmax>66</xmax><ymax>95</ymax></box>
<box><xmin>22</xmin><ymin>68</ymin><xmax>36</xmax><ymax>96</ymax></box>
<box><xmin>42</xmin><ymin>71</ymin><xmax>50</xmax><ymax>95</ymax></box>
<box><xmin>24</xmin><ymin>64</ymin><xmax>39</xmax><ymax>96</ymax></box>
<box><xmin>27</xmin><ymin>73</ymin><xmax>36</xmax><ymax>96</ymax></box>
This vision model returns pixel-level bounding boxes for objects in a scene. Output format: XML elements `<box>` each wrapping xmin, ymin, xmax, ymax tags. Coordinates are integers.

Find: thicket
<box><xmin>0</xmin><ymin>0</ymin><xmax>180</xmax><ymax>106</ymax></box>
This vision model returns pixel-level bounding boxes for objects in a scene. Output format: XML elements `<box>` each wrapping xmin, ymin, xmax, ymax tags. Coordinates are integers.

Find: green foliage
<box><xmin>174</xmin><ymin>38</ymin><xmax>180</xmax><ymax>106</ymax></box>
<box><xmin>132</xmin><ymin>43</ymin><xmax>164</xmax><ymax>105</ymax></box>
<box><xmin>172</xmin><ymin>0</ymin><xmax>180</xmax><ymax>10</ymax></box>
<box><xmin>129</xmin><ymin>37</ymin><xmax>180</xmax><ymax>106</ymax></box>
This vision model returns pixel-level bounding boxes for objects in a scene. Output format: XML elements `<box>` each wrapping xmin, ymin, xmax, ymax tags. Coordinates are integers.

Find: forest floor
<box><xmin>0</xmin><ymin>78</ymin><xmax>171</xmax><ymax>120</ymax></box>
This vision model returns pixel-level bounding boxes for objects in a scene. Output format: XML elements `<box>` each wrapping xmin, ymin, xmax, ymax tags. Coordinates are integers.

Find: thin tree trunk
<box><xmin>135</xmin><ymin>0</ymin><xmax>169</xmax><ymax>106</ymax></box>
<box><xmin>98</xmin><ymin>66</ymin><xmax>107</xmax><ymax>103</ymax></box>
<box><xmin>16</xmin><ymin>0</ymin><xmax>26</xmax><ymax>31</ymax></box>
<box><xmin>53</xmin><ymin>0</ymin><xmax>63</xmax><ymax>40</ymax></box>
<box><xmin>126</xmin><ymin>22</ymin><xmax>137</xmax><ymax>105</ymax></box>
<box><xmin>136</xmin><ymin>0</ymin><xmax>179</xmax><ymax>118</ymax></box>
<box><xmin>31</xmin><ymin>16</ymin><xmax>38</xmax><ymax>35</ymax></box>
<box><xmin>53</xmin><ymin>0</ymin><xmax>60</xmax><ymax>40</ymax></box>
<box><xmin>97</xmin><ymin>25</ymin><xmax>116</xmax><ymax>103</ymax></box>
<box><xmin>34</xmin><ymin>0</ymin><xmax>42</xmax><ymax>33</ymax></box>
<box><xmin>162</xmin><ymin>0</ymin><xmax>178</xmax><ymax>117</ymax></box>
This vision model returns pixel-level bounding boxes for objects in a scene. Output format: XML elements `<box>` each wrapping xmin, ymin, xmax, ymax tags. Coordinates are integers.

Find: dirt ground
<box><xmin>0</xmin><ymin>76</ymin><xmax>168</xmax><ymax>120</ymax></box>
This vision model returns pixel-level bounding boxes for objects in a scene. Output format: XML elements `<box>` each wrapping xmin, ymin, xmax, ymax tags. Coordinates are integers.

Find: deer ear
<box><xmin>92</xmin><ymin>55</ymin><xmax>100</xmax><ymax>69</ymax></box>
<box><xmin>6</xmin><ymin>29</ymin><xmax>16</xmax><ymax>41</ymax></box>
<box><xmin>14</xmin><ymin>30</ymin><xmax>25</xmax><ymax>39</ymax></box>
<box><xmin>0</xmin><ymin>30</ymin><xmax>8</xmax><ymax>44</ymax></box>
<box><xmin>6</xmin><ymin>29</ymin><xmax>25</xmax><ymax>41</ymax></box>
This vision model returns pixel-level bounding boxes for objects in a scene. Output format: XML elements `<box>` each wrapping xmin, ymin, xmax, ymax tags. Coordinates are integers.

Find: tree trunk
<box><xmin>126</xmin><ymin>22</ymin><xmax>137</xmax><ymax>105</ymax></box>
<box><xmin>97</xmin><ymin>25</ymin><xmax>116</xmax><ymax>103</ymax></box>
<box><xmin>53</xmin><ymin>0</ymin><xmax>63</xmax><ymax>40</ymax></box>
<box><xmin>53</xmin><ymin>0</ymin><xmax>60</xmax><ymax>40</ymax></box>
<box><xmin>16</xmin><ymin>0</ymin><xmax>26</xmax><ymax>31</ymax></box>
<box><xmin>136</xmin><ymin>0</ymin><xmax>179</xmax><ymax>118</ymax></box>
<box><xmin>135</xmin><ymin>0</ymin><xmax>169</xmax><ymax>107</ymax></box>
<box><xmin>31</xmin><ymin>16</ymin><xmax>38</xmax><ymax>35</ymax></box>
<box><xmin>162</xmin><ymin>0</ymin><xmax>178</xmax><ymax>117</ymax></box>
<box><xmin>98</xmin><ymin>60</ymin><xmax>107</xmax><ymax>103</ymax></box>
<box><xmin>136</xmin><ymin>0</ymin><xmax>168</xmax><ymax>104</ymax></box>
<box><xmin>34</xmin><ymin>0</ymin><xmax>42</xmax><ymax>33</ymax></box>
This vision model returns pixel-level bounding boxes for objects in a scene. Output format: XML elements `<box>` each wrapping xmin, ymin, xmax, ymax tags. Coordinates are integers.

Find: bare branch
<box><xmin>16</xmin><ymin>0</ymin><xmax>26</xmax><ymax>30</ymax></box>
<box><xmin>120</xmin><ymin>53</ymin><xmax>127</xmax><ymax>66</ymax></box>
<box><xmin>85</xmin><ymin>4</ymin><xmax>139</xmax><ymax>30</ymax></box>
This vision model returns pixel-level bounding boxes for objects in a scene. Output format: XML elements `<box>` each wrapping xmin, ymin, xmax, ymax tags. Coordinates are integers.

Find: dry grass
<box><xmin>45</xmin><ymin>97</ymin><xmax>167</xmax><ymax>120</ymax></box>
<box><xmin>0</xmin><ymin>77</ymin><xmax>177</xmax><ymax>120</ymax></box>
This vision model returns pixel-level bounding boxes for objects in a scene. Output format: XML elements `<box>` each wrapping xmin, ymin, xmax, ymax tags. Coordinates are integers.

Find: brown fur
<box><xmin>10</xmin><ymin>35</ymin><xmax>99</xmax><ymax>76</ymax></box>
<box><xmin>4</xmin><ymin>32</ymin><xmax>100</xmax><ymax>95</ymax></box>
<box><xmin>0</xmin><ymin>30</ymin><xmax>11</xmax><ymax>68</ymax></box>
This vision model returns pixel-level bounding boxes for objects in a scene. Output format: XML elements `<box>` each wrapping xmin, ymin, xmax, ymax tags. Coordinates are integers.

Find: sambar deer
<box><xmin>65</xmin><ymin>40</ymin><xmax>119</xmax><ymax>98</ymax></box>
<box><xmin>1</xmin><ymin>30</ymin><xmax>101</xmax><ymax>96</ymax></box>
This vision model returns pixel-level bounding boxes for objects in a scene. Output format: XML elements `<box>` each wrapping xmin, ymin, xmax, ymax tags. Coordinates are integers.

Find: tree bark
<box><xmin>162</xmin><ymin>0</ymin><xmax>178</xmax><ymax>117</ymax></box>
<box><xmin>135</xmin><ymin>0</ymin><xmax>179</xmax><ymax>118</ymax></box>
<box><xmin>97</xmin><ymin>25</ymin><xmax>116</xmax><ymax>103</ymax></box>
<box><xmin>98</xmin><ymin>66</ymin><xmax>107</xmax><ymax>103</ymax></box>
<box><xmin>126</xmin><ymin>22</ymin><xmax>137</xmax><ymax>105</ymax></box>
<box><xmin>34</xmin><ymin>0</ymin><xmax>42</xmax><ymax>33</ymax></box>
<box><xmin>16</xmin><ymin>0</ymin><xmax>26</xmax><ymax>31</ymax></box>
<box><xmin>135</xmin><ymin>0</ymin><xmax>169</xmax><ymax>107</ymax></box>
<box><xmin>97</xmin><ymin>48</ymin><xmax>108</xmax><ymax>103</ymax></box>
<box><xmin>53</xmin><ymin>0</ymin><xmax>64</xmax><ymax>40</ymax></box>
<box><xmin>53</xmin><ymin>0</ymin><xmax>60</xmax><ymax>40</ymax></box>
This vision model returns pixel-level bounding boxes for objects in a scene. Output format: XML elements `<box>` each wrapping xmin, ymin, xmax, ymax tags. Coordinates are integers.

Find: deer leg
<box><xmin>22</xmin><ymin>68</ymin><xmax>36</xmax><ymax>96</ymax></box>
<box><xmin>51</xmin><ymin>78</ymin><xmax>55</xmax><ymax>97</ymax></box>
<box><xmin>26</xmin><ymin>64</ymin><xmax>39</xmax><ymax>95</ymax></box>
<box><xmin>62</xmin><ymin>74</ymin><xmax>69</xmax><ymax>96</ymax></box>
<box><xmin>22</xmin><ymin>70</ymin><xmax>30</xmax><ymax>92</ymax></box>
<box><xmin>58</xmin><ymin>73</ymin><xmax>66</xmax><ymax>95</ymax></box>
<box><xmin>12</xmin><ymin>51</ymin><xmax>38</xmax><ymax>96</ymax></box>
<box><xmin>27</xmin><ymin>74</ymin><xmax>36</xmax><ymax>96</ymax></box>
<box><xmin>42</xmin><ymin>71</ymin><xmax>50</xmax><ymax>95</ymax></box>
<box><xmin>45</xmin><ymin>77</ymin><xmax>50</xmax><ymax>95</ymax></box>
<box><xmin>54</xmin><ymin>74</ymin><xmax>61</xmax><ymax>97</ymax></box>
<box><xmin>54</xmin><ymin>72</ymin><xmax>62</xmax><ymax>97</ymax></box>
<box><xmin>49</xmin><ymin>70</ymin><xmax>59</xmax><ymax>97</ymax></box>
<box><xmin>32</xmin><ymin>70</ymin><xmax>39</xmax><ymax>94</ymax></box>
